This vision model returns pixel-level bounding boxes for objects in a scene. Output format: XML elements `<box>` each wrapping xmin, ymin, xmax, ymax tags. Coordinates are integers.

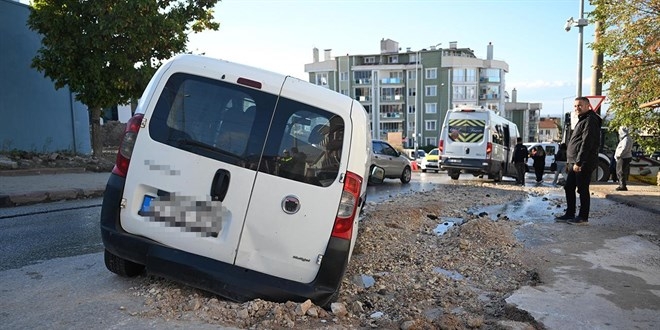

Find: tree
<box><xmin>27</xmin><ymin>0</ymin><xmax>220</xmax><ymax>157</ymax></box>
<box><xmin>590</xmin><ymin>0</ymin><xmax>660</xmax><ymax>153</ymax></box>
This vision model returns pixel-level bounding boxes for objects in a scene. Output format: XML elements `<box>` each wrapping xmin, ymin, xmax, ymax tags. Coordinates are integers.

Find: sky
<box><xmin>16</xmin><ymin>0</ymin><xmax>602</xmax><ymax>117</ymax></box>
<box><xmin>185</xmin><ymin>0</ymin><xmax>605</xmax><ymax>118</ymax></box>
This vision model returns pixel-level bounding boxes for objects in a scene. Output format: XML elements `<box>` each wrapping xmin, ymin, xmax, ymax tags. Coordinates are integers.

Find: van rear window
<box><xmin>148</xmin><ymin>73</ymin><xmax>343</xmax><ymax>187</ymax></box>
<box><xmin>447</xmin><ymin>118</ymin><xmax>485</xmax><ymax>143</ymax></box>
<box><xmin>149</xmin><ymin>73</ymin><xmax>273</xmax><ymax>169</ymax></box>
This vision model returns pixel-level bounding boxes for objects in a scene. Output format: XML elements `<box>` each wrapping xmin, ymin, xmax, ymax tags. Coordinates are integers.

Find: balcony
<box><xmin>380</xmin><ymin>95</ymin><xmax>403</xmax><ymax>102</ymax></box>
<box><xmin>354</xmin><ymin>79</ymin><xmax>372</xmax><ymax>85</ymax></box>
<box><xmin>380</xmin><ymin>78</ymin><xmax>403</xmax><ymax>85</ymax></box>
<box><xmin>380</xmin><ymin>112</ymin><xmax>404</xmax><ymax>120</ymax></box>
<box><xmin>356</xmin><ymin>95</ymin><xmax>372</xmax><ymax>102</ymax></box>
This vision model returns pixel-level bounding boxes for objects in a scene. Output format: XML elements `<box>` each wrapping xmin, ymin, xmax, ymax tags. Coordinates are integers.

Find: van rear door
<box><xmin>235</xmin><ymin>78</ymin><xmax>352</xmax><ymax>283</ymax></box>
<box><xmin>120</xmin><ymin>63</ymin><xmax>283</xmax><ymax>267</ymax></box>
<box><xmin>443</xmin><ymin>111</ymin><xmax>489</xmax><ymax>159</ymax></box>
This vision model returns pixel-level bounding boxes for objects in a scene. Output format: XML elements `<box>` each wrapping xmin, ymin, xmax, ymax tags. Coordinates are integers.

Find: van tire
<box><xmin>489</xmin><ymin>167</ymin><xmax>503</xmax><ymax>182</ymax></box>
<box><xmin>448</xmin><ymin>170</ymin><xmax>460</xmax><ymax>180</ymax></box>
<box><xmin>104</xmin><ymin>249</ymin><xmax>144</xmax><ymax>277</ymax></box>
<box><xmin>400</xmin><ymin>166</ymin><xmax>412</xmax><ymax>184</ymax></box>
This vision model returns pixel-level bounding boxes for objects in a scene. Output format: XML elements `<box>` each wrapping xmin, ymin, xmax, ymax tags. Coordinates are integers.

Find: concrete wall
<box><xmin>0</xmin><ymin>0</ymin><xmax>91</xmax><ymax>154</ymax></box>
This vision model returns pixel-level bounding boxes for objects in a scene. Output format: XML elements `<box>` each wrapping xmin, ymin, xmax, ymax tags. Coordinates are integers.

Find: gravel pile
<box><xmin>128</xmin><ymin>182</ymin><xmax>550</xmax><ymax>329</ymax></box>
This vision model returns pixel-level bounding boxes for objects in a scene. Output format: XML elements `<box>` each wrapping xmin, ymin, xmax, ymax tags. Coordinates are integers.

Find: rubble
<box><xmin>127</xmin><ymin>182</ymin><xmax>548</xmax><ymax>329</ymax></box>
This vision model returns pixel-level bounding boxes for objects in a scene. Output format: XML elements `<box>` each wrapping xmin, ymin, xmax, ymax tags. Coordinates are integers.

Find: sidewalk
<box><xmin>589</xmin><ymin>181</ymin><xmax>660</xmax><ymax>215</ymax></box>
<box><xmin>0</xmin><ymin>170</ymin><xmax>110</xmax><ymax>207</ymax></box>
<box><xmin>1</xmin><ymin>170</ymin><xmax>659</xmax><ymax>213</ymax></box>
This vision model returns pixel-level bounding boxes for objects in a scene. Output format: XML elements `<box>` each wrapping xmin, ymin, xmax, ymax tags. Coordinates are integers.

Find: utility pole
<box><xmin>591</xmin><ymin>18</ymin><xmax>604</xmax><ymax>114</ymax></box>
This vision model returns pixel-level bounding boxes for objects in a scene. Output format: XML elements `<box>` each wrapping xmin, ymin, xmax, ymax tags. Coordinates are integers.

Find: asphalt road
<box><xmin>1</xmin><ymin>172</ymin><xmax>658</xmax><ymax>329</ymax></box>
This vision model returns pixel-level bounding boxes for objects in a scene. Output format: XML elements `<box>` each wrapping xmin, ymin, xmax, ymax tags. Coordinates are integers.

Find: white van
<box><xmin>524</xmin><ymin>142</ymin><xmax>558</xmax><ymax>172</ymax></box>
<box><xmin>439</xmin><ymin>107</ymin><xmax>520</xmax><ymax>181</ymax></box>
<box><xmin>100</xmin><ymin>54</ymin><xmax>378</xmax><ymax>306</ymax></box>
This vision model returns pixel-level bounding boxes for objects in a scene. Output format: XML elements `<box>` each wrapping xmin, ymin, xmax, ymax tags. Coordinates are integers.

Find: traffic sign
<box><xmin>585</xmin><ymin>95</ymin><xmax>606</xmax><ymax>114</ymax></box>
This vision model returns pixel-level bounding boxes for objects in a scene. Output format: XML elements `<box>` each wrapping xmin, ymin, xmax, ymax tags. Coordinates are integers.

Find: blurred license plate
<box><xmin>139</xmin><ymin>195</ymin><xmax>155</xmax><ymax>215</ymax></box>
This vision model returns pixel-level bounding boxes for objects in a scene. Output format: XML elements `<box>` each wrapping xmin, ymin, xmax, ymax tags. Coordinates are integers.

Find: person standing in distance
<box><xmin>614</xmin><ymin>126</ymin><xmax>633</xmax><ymax>191</ymax></box>
<box><xmin>512</xmin><ymin>137</ymin><xmax>529</xmax><ymax>186</ymax></box>
<box><xmin>555</xmin><ymin>97</ymin><xmax>602</xmax><ymax>225</ymax></box>
<box><xmin>552</xmin><ymin>143</ymin><xmax>568</xmax><ymax>186</ymax></box>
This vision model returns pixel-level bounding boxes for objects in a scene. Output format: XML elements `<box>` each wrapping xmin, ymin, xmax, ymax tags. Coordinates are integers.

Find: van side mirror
<box><xmin>368</xmin><ymin>165</ymin><xmax>385</xmax><ymax>184</ymax></box>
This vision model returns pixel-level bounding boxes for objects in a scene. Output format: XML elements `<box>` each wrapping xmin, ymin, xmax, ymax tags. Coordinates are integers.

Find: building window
<box><xmin>388</xmin><ymin>55</ymin><xmax>398</xmax><ymax>63</ymax></box>
<box><xmin>425</xmin><ymin>103</ymin><xmax>437</xmax><ymax>114</ymax></box>
<box><xmin>340</xmin><ymin>89</ymin><xmax>348</xmax><ymax>96</ymax></box>
<box><xmin>453</xmin><ymin>86</ymin><xmax>466</xmax><ymax>100</ymax></box>
<box><xmin>354</xmin><ymin>71</ymin><xmax>372</xmax><ymax>84</ymax></box>
<box><xmin>466</xmin><ymin>69</ymin><xmax>477</xmax><ymax>82</ymax></box>
<box><xmin>340</xmin><ymin>72</ymin><xmax>348</xmax><ymax>81</ymax></box>
<box><xmin>425</xmin><ymin>120</ymin><xmax>437</xmax><ymax>131</ymax></box>
<box><xmin>425</xmin><ymin>68</ymin><xmax>437</xmax><ymax>79</ymax></box>
<box><xmin>408</xmin><ymin>87</ymin><xmax>416</xmax><ymax>96</ymax></box>
<box><xmin>480</xmin><ymin>68</ymin><xmax>501</xmax><ymax>83</ymax></box>
<box><xmin>425</xmin><ymin>85</ymin><xmax>437</xmax><ymax>97</ymax></box>
<box><xmin>466</xmin><ymin>86</ymin><xmax>477</xmax><ymax>100</ymax></box>
<box><xmin>453</xmin><ymin>69</ymin><xmax>465</xmax><ymax>82</ymax></box>
<box><xmin>410</xmin><ymin>53</ymin><xmax>419</xmax><ymax>63</ymax></box>
<box><xmin>408</xmin><ymin>105</ymin><xmax>415</xmax><ymax>113</ymax></box>
<box><xmin>480</xmin><ymin>86</ymin><xmax>500</xmax><ymax>100</ymax></box>
<box><xmin>424</xmin><ymin>137</ymin><xmax>437</xmax><ymax>146</ymax></box>
<box><xmin>364</xmin><ymin>56</ymin><xmax>376</xmax><ymax>64</ymax></box>
<box><xmin>407</xmin><ymin>70</ymin><xmax>417</xmax><ymax>80</ymax></box>
<box><xmin>381</xmin><ymin>87</ymin><xmax>403</xmax><ymax>101</ymax></box>
<box><xmin>315</xmin><ymin>73</ymin><xmax>328</xmax><ymax>87</ymax></box>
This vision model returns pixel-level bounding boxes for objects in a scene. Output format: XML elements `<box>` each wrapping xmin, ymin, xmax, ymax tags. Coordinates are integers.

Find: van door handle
<box><xmin>211</xmin><ymin>169</ymin><xmax>230</xmax><ymax>202</ymax></box>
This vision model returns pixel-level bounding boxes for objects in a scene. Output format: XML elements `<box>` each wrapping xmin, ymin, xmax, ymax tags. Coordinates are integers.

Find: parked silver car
<box><xmin>371</xmin><ymin>140</ymin><xmax>412</xmax><ymax>183</ymax></box>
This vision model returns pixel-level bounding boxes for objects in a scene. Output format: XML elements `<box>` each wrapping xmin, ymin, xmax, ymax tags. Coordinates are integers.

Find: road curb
<box><xmin>0</xmin><ymin>188</ymin><xmax>105</xmax><ymax>208</ymax></box>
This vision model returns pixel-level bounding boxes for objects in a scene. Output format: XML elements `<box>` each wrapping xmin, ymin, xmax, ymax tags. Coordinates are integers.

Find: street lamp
<box><xmin>564</xmin><ymin>0</ymin><xmax>589</xmax><ymax>97</ymax></box>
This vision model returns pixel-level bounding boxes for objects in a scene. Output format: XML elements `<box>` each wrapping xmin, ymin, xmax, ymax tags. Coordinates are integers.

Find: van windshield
<box><xmin>447</xmin><ymin>117</ymin><xmax>486</xmax><ymax>143</ymax></box>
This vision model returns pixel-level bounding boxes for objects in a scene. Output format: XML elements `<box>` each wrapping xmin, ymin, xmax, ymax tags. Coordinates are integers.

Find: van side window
<box><xmin>545</xmin><ymin>146</ymin><xmax>556</xmax><ymax>156</ymax></box>
<box><xmin>149</xmin><ymin>73</ymin><xmax>274</xmax><ymax>169</ymax></box>
<box><xmin>261</xmin><ymin>97</ymin><xmax>345</xmax><ymax>187</ymax></box>
<box><xmin>493</xmin><ymin>125</ymin><xmax>503</xmax><ymax>145</ymax></box>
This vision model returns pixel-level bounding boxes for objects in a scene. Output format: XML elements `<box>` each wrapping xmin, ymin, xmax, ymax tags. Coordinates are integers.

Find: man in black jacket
<box><xmin>512</xmin><ymin>137</ymin><xmax>528</xmax><ymax>185</ymax></box>
<box><xmin>555</xmin><ymin>97</ymin><xmax>602</xmax><ymax>225</ymax></box>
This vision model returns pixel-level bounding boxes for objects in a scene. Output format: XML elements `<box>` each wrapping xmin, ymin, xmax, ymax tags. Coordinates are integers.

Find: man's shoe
<box><xmin>555</xmin><ymin>214</ymin><xmax>574</xmax><ymax>222</ymax></box>
<box><xmin>615</xmin><ymin>186</ymin><xmax>628</xmax><ymax>191</ymax></box>
<box><xmin>568</xmin><ymin>216</ymin><xmax>589</xmax><ymax>226</ymax></box>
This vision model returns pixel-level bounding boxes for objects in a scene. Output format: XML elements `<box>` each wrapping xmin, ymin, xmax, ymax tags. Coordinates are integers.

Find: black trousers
<box><xmin>534</xmin><ymin>164</ymin><xmax>544</xmax><ymax>182</ymax></box>
<box><xmin>616</xmin><ymin>157</ymin><xmax>632</xmax><ymax>188</ymax></box>
<box><xmin>564</xmin><ymin>163</ymin><xmax>594</xmax><ymax>219</ymax></box>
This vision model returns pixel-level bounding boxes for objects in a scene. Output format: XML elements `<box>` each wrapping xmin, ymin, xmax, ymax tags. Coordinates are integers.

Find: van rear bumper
<box><xmin>101</xmin><ymin>173</ymin><xmax>347</xmax><ymax>306</ymax></box>
<box><xmin>441</xmin><ymin>158</ymin><xmax>494</xmax><ymax>173</ymax></box>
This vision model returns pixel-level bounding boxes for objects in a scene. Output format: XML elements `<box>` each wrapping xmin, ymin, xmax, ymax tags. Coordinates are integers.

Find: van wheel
<box><xmin>489</xmin><ymin>167</ymin><xmax>503</xmax><ymax>182</ymax></box>
<box><xmin>448</xmin><ymin>170</ymin><xmax>460</xmax><ymax>180</ymax></box>
<box><xmin>400</xmin><ymin>166</ymin><xmax>412</xmax><ymax>184</ymax></box>
<box><xmin>421</xmin><ymin>169</ymin><xmax>427</xmax><ymax>173</ymax></box>
<box><xmin>104</xmin><ymin>249</ymin><xmax>144</xmax><ymax>277</ymax></box>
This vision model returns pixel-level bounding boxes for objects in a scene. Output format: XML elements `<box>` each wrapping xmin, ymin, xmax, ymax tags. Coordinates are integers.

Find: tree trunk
<box><xmin>90</xmin><ymin>106</ymin><xmax>103</xmax><ymax>158</ymax></box>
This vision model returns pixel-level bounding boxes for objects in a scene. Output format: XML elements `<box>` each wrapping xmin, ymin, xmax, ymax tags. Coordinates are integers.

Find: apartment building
<box><xmin>304</xmin><ymin>39</ymin><xmax>509</xmax><ymax>149</ymax></box>
<box><xmin>538</xmin><ymin>117</ymin><xmax>561</xmax><ymax>142</ymax></box>
<box><xmin>505</xmin><ymin>88</ymin><xmax>543</xmax><ymax>143</ymax></box>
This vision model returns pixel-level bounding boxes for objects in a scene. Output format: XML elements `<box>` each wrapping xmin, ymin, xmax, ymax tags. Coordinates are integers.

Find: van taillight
<box><xmin>332</xmin><ymin>171</ymin><xmax>363</xmax><ymax>240</ymax></box>
<box><xmin>486</xmin><ymin>142</ymin><xmax>493</xmax><ymax>157</ymax></box>
<box><xmin>112</xmin><ymin>114</ymin><xmax>144</xmax><ymax>178</ymax></box>
<box><xmin>439</xmin><ymin>139</ymin><xmax>444</xmax><ymax>153</ymax></box>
